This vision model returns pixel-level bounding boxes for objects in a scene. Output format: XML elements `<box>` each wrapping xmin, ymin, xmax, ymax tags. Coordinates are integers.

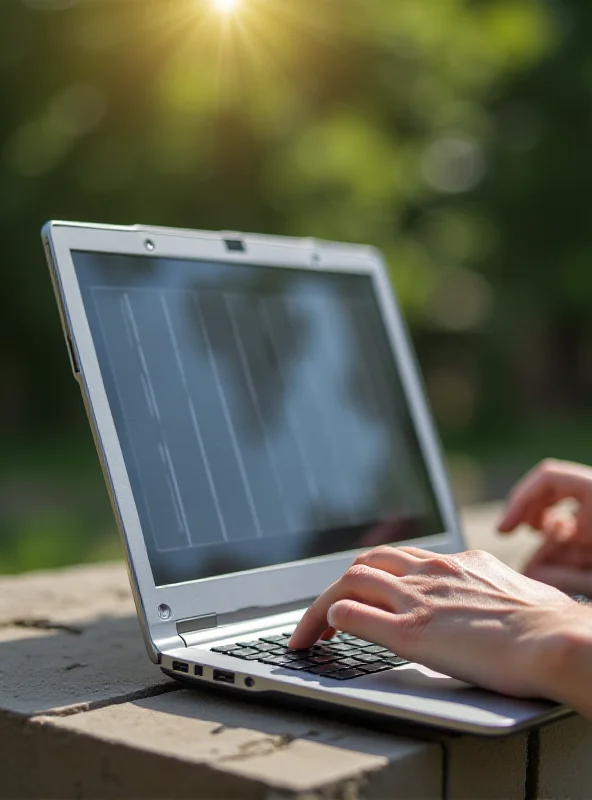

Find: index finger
<box><xmin>288</xmin><ymin>559</ymin><xmax>411</xmax><ymax>650</ymax></box>
<box><xmin>498</xmin><ymin>460</ymin><xmax>592</xmax><ymax>533</ymax></box>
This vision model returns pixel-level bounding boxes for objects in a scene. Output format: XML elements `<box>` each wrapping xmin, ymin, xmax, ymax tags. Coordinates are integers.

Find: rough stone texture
<box><xmin>0</xmin><ymin>503</ymin><xmax>572</xmax><ymax>798</ymax></box>
<box><xmin>45</xmin><ymin>690</ymin><xmax>443</xmax><ymax>799</ymax></box>
<box><xmin>0</xmin><ymin>560</ymin><xmax>134</xmax><ymax>625</ymax></box>
<box><xmin>0</xmin><ymin>601</ymin><xmax>171</xmax><ymax>716</ymax></box>
<box><xmin>444</xmin><ymin>734</ymin><xmax>528</xmax><ymax>800</ymax></box>
<box><xmin>535</xmin><ymin>714</ymin><xmax>592</xmax><ymax>799</ymax></box>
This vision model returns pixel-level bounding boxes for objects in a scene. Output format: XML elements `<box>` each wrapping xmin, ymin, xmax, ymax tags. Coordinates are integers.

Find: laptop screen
<box><xmin>72</xmin><ymin>251</ymin><xmax>445</xmax><ymax>586</ymax></box>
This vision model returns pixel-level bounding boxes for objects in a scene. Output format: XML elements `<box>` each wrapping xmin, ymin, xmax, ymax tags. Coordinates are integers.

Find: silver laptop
<box><xmin>42</xmin><ymin>221</ymin><xmax>569</xmax><ymax>735</ymax></box>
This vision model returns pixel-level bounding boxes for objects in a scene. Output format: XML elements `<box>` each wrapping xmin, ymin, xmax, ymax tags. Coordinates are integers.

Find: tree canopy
<box><xmin>0</xmin><ymin>0</ymin><xmax>585</xmax><ymax>443</ymax></box>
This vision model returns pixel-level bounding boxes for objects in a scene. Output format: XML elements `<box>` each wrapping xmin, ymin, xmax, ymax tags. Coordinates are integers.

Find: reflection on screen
<box><xmin>72</xmin><ymin>252</ymin><xmax>445</xmax><ymax>585</ymax></box>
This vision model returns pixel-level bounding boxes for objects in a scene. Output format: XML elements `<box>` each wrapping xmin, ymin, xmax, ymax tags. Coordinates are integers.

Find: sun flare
<box><xmin>211</xmin><ymin>0</ymin><xmax>239</xmax><ymax>13</ymax></box>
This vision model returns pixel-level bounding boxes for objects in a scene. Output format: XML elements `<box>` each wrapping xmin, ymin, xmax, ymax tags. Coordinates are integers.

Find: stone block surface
<box><xmin>535</xmin><ymin>714</ymin><xmax>592</xmax><ymax>799</ymax></box>
<box><xmin>44</xmin><ymin>689</ymin><xmax>443</xmax><ymax>799</ymax></box>
<box><xmin>0</xmin><ymin>562</ymin><xmax>171</xmax><ymax>715</ymax></box>
<box><xmin>445</xmin><ymin>733</ymin><xmax>528</xmax><ymax>800</ymax></box>
<box><xmin>0</xmin><ymin>504</ymin><xmax>554</xmax><ymax>799</ymax></box>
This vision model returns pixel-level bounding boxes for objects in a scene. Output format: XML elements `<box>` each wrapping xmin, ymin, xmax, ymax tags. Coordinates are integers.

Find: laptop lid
<box><xmin>43</xmin><ymin>222</ymin><xmax>464</xmax><ymax>658</ymax></box>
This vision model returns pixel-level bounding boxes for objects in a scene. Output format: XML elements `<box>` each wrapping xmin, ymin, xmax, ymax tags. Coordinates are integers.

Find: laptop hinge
<box><xmin>176</xmin><ymin>613</ymin><xmax>218</xmax><ymax>645</ymax></box>
<box><xmin>174</xmin><ymin>601</ymin><xmax>313</xmax><ymax>649</ymax></box>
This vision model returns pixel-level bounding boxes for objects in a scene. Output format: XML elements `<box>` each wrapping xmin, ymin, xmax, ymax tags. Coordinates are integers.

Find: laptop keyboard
<box><xmin>210</xmin><ymin>631</ymin><xmax>409</xmax><ymax>681</ymax></box>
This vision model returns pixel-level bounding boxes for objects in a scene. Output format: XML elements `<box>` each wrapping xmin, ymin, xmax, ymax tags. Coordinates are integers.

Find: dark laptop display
<box><xmin>72</xmin><ymin>252</ymin><xmax>444</xmax><ymax>586</ymax></box>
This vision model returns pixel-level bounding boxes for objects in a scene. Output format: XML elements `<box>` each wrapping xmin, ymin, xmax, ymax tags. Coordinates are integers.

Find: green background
<box><xmin>2</xmin><ymin>0</ymin><xmax>592</xmax><ymax>573</ymax></box>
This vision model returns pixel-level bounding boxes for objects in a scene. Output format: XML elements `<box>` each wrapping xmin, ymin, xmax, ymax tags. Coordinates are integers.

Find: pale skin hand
<box><xmin>498</xmin><ymin>459</ymin><xmax>592</xmax><ymax>594</ymax></box>
<box><xmin>289</xmin><ymin>546</ymin><xmax>592</xmax><ymax>713</ymax></box>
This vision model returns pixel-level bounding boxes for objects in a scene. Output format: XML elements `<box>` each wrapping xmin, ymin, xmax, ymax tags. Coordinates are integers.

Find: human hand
<box><xmin>289</xmin><ymin>546</ymin><xmax>583</xmax><ymax>699</ymax></box>
<box><xmin>498</xmin><ymin>459</ymin><xmax>592</xmax><ymax>541</ymax></box>
<box><xmin>497</xmin><ymin>459</ymin><xmax>592</xmax><ymax>595</ymax></box>
<box><xmin>522</xmin><ymin>508</ymin><xmax>592</xmax><ymax>595</ymax></box>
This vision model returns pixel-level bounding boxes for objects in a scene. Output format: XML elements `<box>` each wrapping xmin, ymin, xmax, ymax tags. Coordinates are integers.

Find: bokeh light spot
<box><xmin>421</xmin><ymin>134</ymin><xmax>485</xmax><ymax>194</ymax></box>
<box><xmin>428</xmin><ymin>268</ymin><xmax>494</xmax><ymax>332</ymax></box>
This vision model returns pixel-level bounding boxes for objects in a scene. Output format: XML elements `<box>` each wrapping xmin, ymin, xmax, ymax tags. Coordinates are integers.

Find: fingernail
<box><xmin>327</xmin><ymin>604</ymin><xmax>337</xmax><ymax>626</ymax></box>
<box><xmin>497</xmin><ymin>513</ymin><xmax>511</xmax><ymax>531</ymax></box>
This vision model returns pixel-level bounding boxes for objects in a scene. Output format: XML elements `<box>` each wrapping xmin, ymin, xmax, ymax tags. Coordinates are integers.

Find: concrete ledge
<box><xmin>41</xmin><ymin>690</ymin><xmax>443</xmax><ymax>799</ymax></box>
<box><xmin>0</xmin><ymin>504</ymin><xmax>578</xmax><ymax>799</ymax></box>
<box><xmin>535</xmin><ymin>714</ymin><xmax>592</xmax><ymax>799</ymax></box>
<box><xmin>0</xmin><ymin>571</ymin><xmax>172</xmax><ymax>716</ymax></box>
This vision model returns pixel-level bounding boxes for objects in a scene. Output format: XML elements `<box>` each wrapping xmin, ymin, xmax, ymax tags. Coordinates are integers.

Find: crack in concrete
<box><xmin>216</xmin><ymin>733</ymin><xmax>297</xmax><ymax>763</ymax></box>
<box><xmin>1</xmin><ymin>618</ymin><xmax>83</xmax><ymax>635</ymax></box>
<box><xmin>32</xmin><ymin>680</ymin><xmax>182</xmax><ymax>720</ymax></box>
<box><xmin>211</xmin><ymin>724</ymin><xmax>226</xmax><ymax>735</ymax></box>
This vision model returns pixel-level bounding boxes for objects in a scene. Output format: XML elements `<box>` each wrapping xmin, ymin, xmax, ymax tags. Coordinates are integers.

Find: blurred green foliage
<box><xmin>1</xmin><ymin>0</ymin><xmax>592</xmax><ymax>572</ymax></box>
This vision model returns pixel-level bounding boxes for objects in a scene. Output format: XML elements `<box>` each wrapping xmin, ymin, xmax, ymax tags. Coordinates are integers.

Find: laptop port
<box><xmin>213</xmin><ymin>669</ymin><xmax>235</xmax><ymax>685</ymax></box>
<box><xmin>224</xmin><ymin>239</ymin><xmax>245</xmax><ymax>252</ymax></box>
<box><xmin>172</xmin><ymin>660</ymin><xmax>189</xmax><ymax>674</ymax></box>
<box><xmin>194</xmin><ymin>665</ymin><xmax>203</xmax><ymax>676</ymax></box>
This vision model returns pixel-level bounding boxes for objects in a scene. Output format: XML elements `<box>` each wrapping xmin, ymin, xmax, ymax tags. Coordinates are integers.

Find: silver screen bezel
<box><xmin>44</xmin><ymin>221</ymin><xmax>465</xmax><ymax>656</ymax></box>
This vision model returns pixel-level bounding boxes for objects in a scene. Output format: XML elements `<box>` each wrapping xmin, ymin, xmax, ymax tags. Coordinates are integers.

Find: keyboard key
<box><xmin>308</xmin><ymin>654</ymin><xmax>335</xmax><ymax>665</ymax></box>
<box><xmin>330</xmin><ymin>668</ymin><xmax>367</xmax><ymax>680</ymax></box>
<box><xmin>208</xmin><ymin>635</ymin><xmax>405</xmax><ymax>682</ymax></box>
<box><xmin>323</xmin><ymin>647</ymin><xmax>364</xmax><ymax>659</ymax></box>
<box><xmin>276</xmin><ymin>652</ymin><xmax>302</xmax><ymax>662</ymax></box>
<box><xmin>230</xmin><ymin>648</ymin><xmax>260</xmax><ymax>659</ymax></box>
<box><xmin>324</xmin><ymin>643</ymin><xmax>355</xmax><ymax>653</ymax></box>
<box><xmin>284</xmin><ymin>659</ymin><xmax>317</xmax><ymax>671</ymax></box>
<box><xmin>291</xmin><ymin>656</ymin><xmax>319</xmax><ymax>666</ymax></box>
<box><xmin>336</xmin><ymin>657</ymin><xmax>365</xmax><ymax>668</ymax></box>
<box><xmin>379</xmin><ymin>656</ymin><xmax>409</xmax><ymax>667</ymax></box>
<box><xmin>311</xmin><ymin>645</ymin><xmax>336</xmax><ymax>657</ymax></box>
<box><xmin>309</xmin><ymin>663</ymin><xmax>342</xmax><ymax>675</ymax></box>
<box><xmin>259</xmin><ymin>635</ymin><xmax>288</xmax><ymax>644</ymax></box>
<box><xmin>268</xmin><ymin>647</ymin><xmax>291</xmax><ymax>657</ymax></box>
<box><xmin>269</xmin><ymin>646</ymin><xmax>310</xmax><ymax>656</ymax></box>
<box><xmin>355</xmin><ymin>653</ymin><xmax>383</xmax><ymax>664</ymax></box>
<box><xmin>211</xmin><ymin>644</ymin><xmax>241</xmax><ymax>654</ymax></box>
<box><xmin>276</xmin><ymin>654</ymin><xmax>304</xmax><ymax>665</ymax></box>
<box><xmin>256</xmin><ymin>655</ymin><xmax>283</xmax><ymax>665</ymax></box>
<box><xmin>358</xmin><ymin>662</ymin><xmax>392</xmax><ymax>675</ymax></box>
<box><xmin>258</xmin><ymin>655</ymin><xmax>294</xmax><ymax>666</ymax></box>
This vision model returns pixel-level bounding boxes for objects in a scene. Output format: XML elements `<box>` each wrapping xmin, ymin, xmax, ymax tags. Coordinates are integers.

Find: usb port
<box><xmin>172</xmin><ymin>660</ymin><xmax>189</xmax><ymax>674</ymax></box>
<box><xmin>213</xmin><ymin>669</ymin><xmax>235</xmax><ymax>685</ymax></box>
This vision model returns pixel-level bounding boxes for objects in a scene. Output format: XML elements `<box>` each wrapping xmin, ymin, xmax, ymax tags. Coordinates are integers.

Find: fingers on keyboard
<box><xmin>210</xmin><ymin>631</ymin><xmax>409</xmax><ymax>681</ymax></box>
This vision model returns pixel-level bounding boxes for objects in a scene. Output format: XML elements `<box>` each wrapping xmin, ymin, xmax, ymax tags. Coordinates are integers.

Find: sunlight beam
<box><xmin>211</xmin><ymin>0</ymin><xmax>239</xmax><ymax>14</ymax></box>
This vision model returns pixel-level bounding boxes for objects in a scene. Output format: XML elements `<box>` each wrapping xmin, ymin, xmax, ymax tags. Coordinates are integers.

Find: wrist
<box><xmin>534</xmin><ymin>603</ymin><xmax>592</xmax><ymax>711</ymax></box>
